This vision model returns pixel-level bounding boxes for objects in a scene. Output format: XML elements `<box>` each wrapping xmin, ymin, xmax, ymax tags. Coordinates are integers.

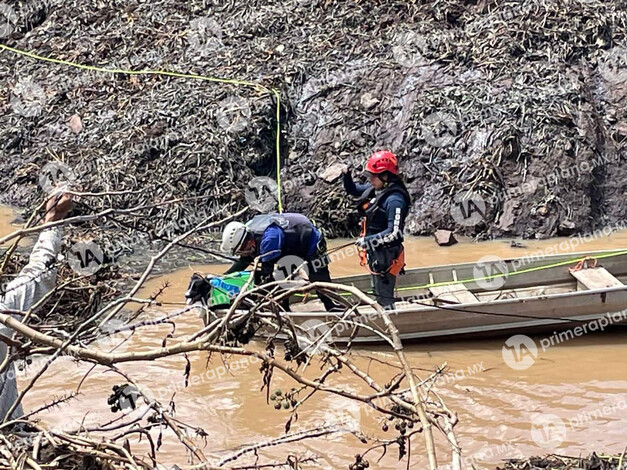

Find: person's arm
<box><xmin>342</xmin><ymin>170</ymin><xmax>371</xmax><ymax>197</ymax></box>
<box><xmin>1</xmin><ymin>194</ymin><xmax>72</xmax><ymax>315</ymax></box>
<box><xmin>257</xmin><ymin>226</ymin><xmax>284</xmax><ymax>283</ymax></box>
<box><xmin>0</xmin><ymin>193</ymin><xmax>71</xmax><ymax>422</ymax></box>
<box><xmin>224</xmin><ymin>256</ymin><xmax>254</xmax><ymax>275</ymax></box>
<box><xmin>362</xmin><ymin>193</ymin><xmax>407</xmax><ymax>247</ymax></box>
<box><xmin>1</xmin><ymin>228</ymin><xmax>63</xmax><ymax>314</ymax></box>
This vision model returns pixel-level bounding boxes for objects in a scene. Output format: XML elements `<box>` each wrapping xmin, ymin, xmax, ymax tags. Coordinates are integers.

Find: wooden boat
<box><xmin>208</xmin><ymin>249</ymin><xmax>627</xmax><ymax>343</ymax></box>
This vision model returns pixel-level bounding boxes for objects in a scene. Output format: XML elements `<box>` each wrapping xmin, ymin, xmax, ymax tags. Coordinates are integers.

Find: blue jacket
<box><xmin>258</xmin><ymin>224</ymin><xmax>321</xmax><ymax>263</ymax></box>
<box><xmin>225</xmin><ymin>214</ymin><xmax>321</xmax><ymax>275</ymax></box>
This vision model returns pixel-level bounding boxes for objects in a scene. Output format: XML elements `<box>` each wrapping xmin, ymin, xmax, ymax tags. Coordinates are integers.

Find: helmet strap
<box><xmin>233</xmin><ymin>230</ymin><xmax>250</xmax><ymax>254</ymax></box>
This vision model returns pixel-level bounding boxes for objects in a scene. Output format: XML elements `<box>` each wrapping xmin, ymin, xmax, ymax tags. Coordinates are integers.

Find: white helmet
<box><xmin>221</xmin><ymin>221</ymin><xmax>249</xmax><ymax>254</ymax></box>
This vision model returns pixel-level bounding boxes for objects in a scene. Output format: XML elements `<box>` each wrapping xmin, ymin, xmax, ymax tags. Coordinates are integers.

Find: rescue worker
<box><xmin>0</xmin><ymin>192</ymin><xmax>72</xmax><ymax>421</ymax></box>
<box><xmin>341</xmin><ymin>151</ymin><xmax>410</xmax><ymax>310</ymax></box>
<box><xmin>220</xmin><ymin>213</ymin><xmax>342</xmax><ymax>312</ymax></box>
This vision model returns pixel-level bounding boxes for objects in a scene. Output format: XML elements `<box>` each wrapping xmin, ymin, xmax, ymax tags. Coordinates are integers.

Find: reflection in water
<box><xmin>2</xmin><ymin>205</ymin><xmax>626</xmax><ymax>468</ymax></box>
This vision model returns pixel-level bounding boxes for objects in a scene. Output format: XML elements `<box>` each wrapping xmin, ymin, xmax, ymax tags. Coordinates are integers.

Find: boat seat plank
<box><xmin>429</xmin><ymin>283</ymin><xmax>480</xmax><ymax>305</ymax></box>
<box><xmin>570</xmin><ymin>267</ymin><xmax>624</xmax><ymax>291</ymax></box>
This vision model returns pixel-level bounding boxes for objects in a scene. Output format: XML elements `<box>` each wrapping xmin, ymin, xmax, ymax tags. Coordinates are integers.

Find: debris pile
<box><xmin>0</xmin><ymin>423</ymin><xmax>150</xmax><ymax>470</ymax></box>
<box><xmin>0</xmin><ymin>249</ymin><xmax>122</xmax><ymax>322</ymax></box>
<box><xmin>0</xmin><ymin>0</ymin><xmax>624</xmax><ymax>247</ymax></box>
<box><xmin>499</xmin><ymin>453</ymin><xmax>625</xmax><ymax>470</ymax></box>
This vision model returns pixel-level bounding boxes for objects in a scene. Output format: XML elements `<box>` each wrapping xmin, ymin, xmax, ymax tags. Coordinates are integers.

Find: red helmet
<box><xmin>366</xmin><ymin>150</ymin><xmax>399</xmax><ymax>175</ymax></box>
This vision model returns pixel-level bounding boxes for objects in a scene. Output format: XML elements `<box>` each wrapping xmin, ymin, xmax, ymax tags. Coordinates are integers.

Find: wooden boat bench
<box><xmin>570</xmin><ymin>266</ymin><xmax>624</xmax><ymax>291</ymax></box>
<box><xmin>428</xmin><ymin>271</ymin><xmax>480</xmax><ymax>305</ymax></box>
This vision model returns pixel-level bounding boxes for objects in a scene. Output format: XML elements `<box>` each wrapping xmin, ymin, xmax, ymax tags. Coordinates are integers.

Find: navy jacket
<box><xmin>343</xmin><ymin>172</ymin><xmax>410</xmax><ymax>248</ymax></box>
<box><xmin>225</xmin><ymin>214</ymin><xmax>321</xmax><ymax>276</ymax></box>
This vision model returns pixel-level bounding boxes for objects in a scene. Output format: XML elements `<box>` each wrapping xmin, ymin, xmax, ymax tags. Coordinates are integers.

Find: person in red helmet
<box><xmin>341</xmin><ymin>151</ymin><xmax>411</xmax><ymax>310</ymax></box>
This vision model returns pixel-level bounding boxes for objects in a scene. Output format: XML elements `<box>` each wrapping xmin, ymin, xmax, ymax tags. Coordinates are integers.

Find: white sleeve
<box><xmin>0</xmin><ymin>226</ymin><xmax>63</xmax><ymax>421</ymax></box>
<box><xmin>1</xmin><ymin>227</ymin><xmax>63</xmax><ymax>315</ymax></box>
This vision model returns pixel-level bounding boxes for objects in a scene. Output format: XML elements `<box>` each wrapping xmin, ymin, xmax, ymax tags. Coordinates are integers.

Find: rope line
<box><xmin>295</xmin><ymin>249</ymin><xmax>627</xmax><ymax>298</ymax></box>
<box><xmin>395</xmin><ymin>249</ymin><xmax>627</xmax><ymax>292</ymax></box>
<box><xmin>0</xmin><ymin>43</ymin><xmax>284</xmax><ymax>212</ymax></box>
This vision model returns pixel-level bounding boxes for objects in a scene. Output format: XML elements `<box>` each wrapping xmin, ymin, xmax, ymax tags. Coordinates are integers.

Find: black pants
<box><xmin>269</xmin><ymin>234</ymin><xmax>342</xmax><ymax>312</ymax></box>
<box><xmin>306</xmin><ymin>236</ymin><xmax>343</xmax><ymax>312</ymax></box>
<box><xmin>366</xmin><ymin>244</ymin><xmax>402</xmax><ymax>310</ymax></box>
<box><xmin>372</xmin><ymin>272</ymin><xmax>397</xmax><ymax>310</ymax></box>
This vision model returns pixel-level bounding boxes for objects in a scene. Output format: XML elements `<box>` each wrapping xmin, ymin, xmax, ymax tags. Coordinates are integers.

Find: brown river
<box><xmin>2</xmin><ymin>206</ymin><xmax>627</xmax><ymax>469</ymax></box>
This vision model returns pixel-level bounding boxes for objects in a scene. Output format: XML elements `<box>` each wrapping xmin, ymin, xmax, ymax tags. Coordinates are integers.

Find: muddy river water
<box><xmin>2</xmin><ymin>207</ymin><xmax>627</xmax><ymax>469</ymax></box>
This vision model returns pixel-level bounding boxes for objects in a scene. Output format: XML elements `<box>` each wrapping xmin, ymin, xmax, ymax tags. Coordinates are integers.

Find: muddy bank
<box><xmin>0</xmin><ymin>0</ymin><xmax>625</xmax><ymax>241</ymax></box>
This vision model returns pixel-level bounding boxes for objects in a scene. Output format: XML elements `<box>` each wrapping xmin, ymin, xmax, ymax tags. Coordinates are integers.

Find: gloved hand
<box><xmin>355</xmin><ymin>237</ymin><xmax>367</xmax><ymax>248</ymax></box>
<box><xmin>257</xmin><ymin>262</ymin><xmax>275</xmax><ymax>285</ymax></box>
<box><xmin>185</xmin><ymin>274</ymin><xmax>215</xmax><ymax>304</ymax></box>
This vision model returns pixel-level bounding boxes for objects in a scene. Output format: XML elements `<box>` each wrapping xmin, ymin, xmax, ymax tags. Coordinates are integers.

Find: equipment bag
<box><xmin>209</xmin><ymin>271</ymin><xmax>253</xmax><ymax>307</ymax></box>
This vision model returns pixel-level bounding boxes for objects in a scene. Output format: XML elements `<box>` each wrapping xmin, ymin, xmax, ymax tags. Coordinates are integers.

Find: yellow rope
<box><xmin>0</xmin><ymin>43</ymin><xmax>284</xmax><ymax>212</ymax></box>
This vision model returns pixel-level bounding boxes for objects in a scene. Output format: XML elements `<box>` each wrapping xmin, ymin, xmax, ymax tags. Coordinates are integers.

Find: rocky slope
<box><xmin>0</xmin><ymin>0</ymin><xmax>625</xmax><ymax>241</ymax></box>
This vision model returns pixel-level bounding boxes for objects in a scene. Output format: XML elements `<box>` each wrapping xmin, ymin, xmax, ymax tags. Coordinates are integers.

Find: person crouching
<box><xmin>220</xmin><ymin>213</ymin><xmax>342</xmax><ymax>312</ymax></box>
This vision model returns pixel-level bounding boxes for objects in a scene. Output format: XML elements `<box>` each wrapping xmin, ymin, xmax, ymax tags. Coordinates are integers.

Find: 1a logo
<box><xmin>392</xmin><ymin>31</ymin><xmax>428</xmax><ymax>68</ymax></box>
<box><xmin>68</xmin><ymin>241</ymin><xmax>104</xmax><ymax>276</ymax></box>
<box><xmin>10</xmin><ymin>78</ymin><xmax>47</xmax><ymax>118</ymax></box>
<box><xmin>187</xmin><ymin>16</ymin><xmax>223</xmax><ymax>56</ymax></box>
<box><xmin>39</xmin><ymin>161</ymin><xmax>77</xmax><ymax>194</ymax></box>
<box><xmin>297</xmin><ymin>319</ymin><xmax>332</xmax><ymax>355</ymax></box>
<box><xmin>473</xmin><ymin>255</ymin><xmax>509</xmax><ymax>290</ymax></box>
<box><xmin>322</xmin><ymin>401</ymin><xmax>361</xmax><ymax>432</ymax></box>
<box><xmin>450</xmin><ymin>191</ymin><xmax>487</xmax><ymax>227</ymax></box>
<box><xmin>245</xmin><ymin>176</ymin><xmax>278</xmax><ymax>212</ymax></box>
<box><xmin>273</xmin><ymin>255</ymin><xmax>309</xmax><ymax>289</ymax></box>
<box><xmin>502</xmin><ymin>334</ymin><xmax>537</xmax><ymax>370</ymax></box>
<box><xmin>0</xmin><ymin>3</ymin><xmax>17</xmax><ymax>38</ymax></box>
<box><xmin>421</xmin><ymin>111</ymin><xmax>458</xmax><ymax>148</ymax></box>
<box><xmin>215</xmin><ymin>95</ymin><xmax>251</xmax><ymax>134</ymax></box>
<box><xmin>530</xmin><ymin>413</ymin><xmax>566</xmax><ymax>448</ymax></box>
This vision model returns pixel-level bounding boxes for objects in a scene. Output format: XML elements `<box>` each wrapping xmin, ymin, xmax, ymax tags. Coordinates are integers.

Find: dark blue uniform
<box><xmin>225</xmin><ymin>213</ymin><xmax>341</xmax><ymax>312</ymax></box>
<box><xmin>343</xmin><ymin>172</ymin><xmax>410</xmax><ymax>309</ymax></box>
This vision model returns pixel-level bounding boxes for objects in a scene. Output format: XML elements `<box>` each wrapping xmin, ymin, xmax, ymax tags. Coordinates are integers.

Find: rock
<box><xmin>498</xmin><ymin>199</ymin><xmax>519</xmax><ymax>231</ymax></box>
<box><xmin>319</xmin><ymin>163</ymin><xmax>346</xmax><ymax>183</ymax></box>
<box><xmin>614</xmin><ymin>121</ymin><xmax>627</xmax><ymax>136</ymax></box>
<box><xmin>360</xmin><ymin>92</ymin><xmax>379</xmax><ymax>110</ymax></box>
<box><xmin>69</xmin><ymin>114</ymin><xmax>83</xmax><ymax>134</ymax></box>
<box><xmin>510</xmin><ymin>240</ymin><xmax>526</xmax><ymax>248</ymax></box>
<box><xmin>558</xmin><ymin>219</ymin><xmax>577</xmax><ymax>235</ymax></box>
<box><xmin>434</xmin><ymin>229</ymin><xmax>457</xmax><ymax>246</ymax></box>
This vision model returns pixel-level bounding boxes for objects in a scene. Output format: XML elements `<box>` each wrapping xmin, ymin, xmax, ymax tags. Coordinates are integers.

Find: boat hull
<box><xmin>207</xmin><ymin>249</ymin><xmax>627</xmax><ymax>343</ymax></box>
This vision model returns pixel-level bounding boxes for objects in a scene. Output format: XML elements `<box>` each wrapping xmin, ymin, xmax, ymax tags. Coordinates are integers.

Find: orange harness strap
<box><xmin>358</xmin><ymin>215</ymin><xmax>405</xmax><ymax>276</ymax></box>
<box><xmin>388</xmin><ymin>247</ymin><xmax>405</xmax><ymax>277</ymax></box>
<box><xmin>358</xmin><ymin>215</ymin><xmax>369</xmax><ymax>269</ymax></box>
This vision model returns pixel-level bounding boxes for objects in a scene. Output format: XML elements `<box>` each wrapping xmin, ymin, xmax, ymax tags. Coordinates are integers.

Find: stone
<box><xmin>319</xmin><ymin>163</ymin><xmax>346</xmax><ymax>183</ymax></box>
<box><xmin>69</xmin><ymin>114</ymin><xmax>83</xmax><ymax>134</ymax></box>
<box><xmin>360</xmin><ymin>92</ymin><xmax>379</xmax><ymax>110</ymax></box>
<box><xmin>434</xmin><ymin>229</ymin><xmax>457</xmax><ymax>246</ymax></box>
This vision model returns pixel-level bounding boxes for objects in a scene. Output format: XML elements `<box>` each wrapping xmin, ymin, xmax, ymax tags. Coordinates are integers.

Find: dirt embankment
<box><xmin>0</xmin><ymin>0</ymin><xmax>625</xmax><ymax>240</ymax></box>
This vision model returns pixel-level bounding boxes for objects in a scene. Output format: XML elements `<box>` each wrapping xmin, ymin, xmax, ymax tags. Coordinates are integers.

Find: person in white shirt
<box><xmin>0</xmin><ymin>193</ymin><xmax>72</xmax><ymax>421</ymax></box>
